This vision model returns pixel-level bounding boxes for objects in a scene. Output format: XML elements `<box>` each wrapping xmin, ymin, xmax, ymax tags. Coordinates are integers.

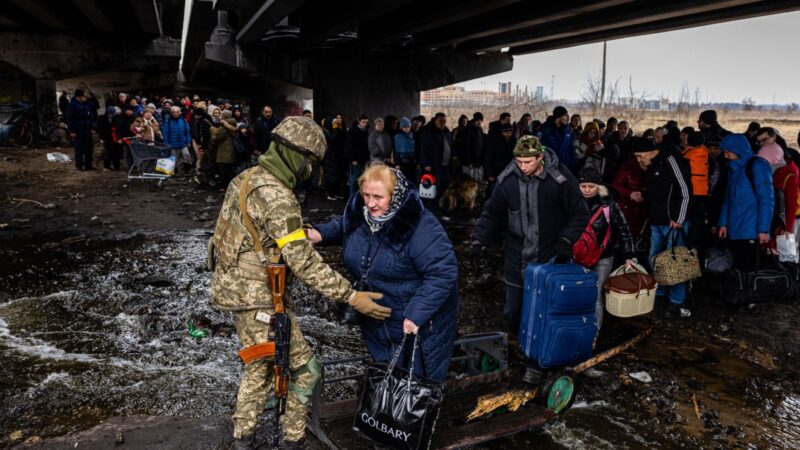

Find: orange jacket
<box><xmin>682</xmin><ymin>145</ymin><xmax>709</xmax><ymax>196</ymax></box>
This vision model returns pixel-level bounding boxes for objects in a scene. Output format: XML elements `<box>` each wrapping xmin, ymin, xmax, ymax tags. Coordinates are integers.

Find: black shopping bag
<box><xmin>353</xmin><ymin>335</ymin><xmax>445</xmax><ymax>450</ymax></box>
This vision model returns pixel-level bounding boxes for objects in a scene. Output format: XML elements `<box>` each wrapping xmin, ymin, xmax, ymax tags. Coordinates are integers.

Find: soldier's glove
<box><xmin>348</xmin><ymin>291</ymin><xmax>391</xmax><ymax>320</ymax></box>
<box><xmin>469</xmin><ymin>241</ymin><xmax>484</xmax><ymax>258</ymax></box>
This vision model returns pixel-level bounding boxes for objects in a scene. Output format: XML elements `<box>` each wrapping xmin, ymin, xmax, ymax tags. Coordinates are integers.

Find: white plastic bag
<box><xmin>46</xmin><ymin>152</ymin><xmax>71</xmax><ymax>163</ymax></box>
<box><xmin>777</xmin><ymin>233</ymin><xmax>798</xmax><ymax>263</ymax></box>
<box><xmin>155</xmin><ymin>156</ymin><xmax>176</xmax><ymax>176</ymax></box>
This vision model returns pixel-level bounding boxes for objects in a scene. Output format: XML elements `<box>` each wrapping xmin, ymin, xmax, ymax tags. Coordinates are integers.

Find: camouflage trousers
<box><xmin>232</xmin><ymin>309</ymin><xmax>319</xmax><ymax>441</ymax></box>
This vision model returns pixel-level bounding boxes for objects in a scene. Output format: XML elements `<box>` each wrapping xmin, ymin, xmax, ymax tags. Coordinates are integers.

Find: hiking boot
<box><xmin>232</xmin><ymin>434</ymin><xmax>255</xmax><ymax>450</ymax></box>
<box><xmin>663</xmin><ymin>303</ymin><xmax>681</xmax><ymax>319</ymax></box>
<box><xmin>522</xmin><ymin>366</ymin><xmax>543</xmax><ymax>385</ymax></box>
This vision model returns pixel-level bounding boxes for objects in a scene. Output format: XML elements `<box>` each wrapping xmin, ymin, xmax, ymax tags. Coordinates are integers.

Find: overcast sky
<box><xmin>459</xmin><ymin>10</ymin><xmax>800</xmax><ymax>105</ymax></box>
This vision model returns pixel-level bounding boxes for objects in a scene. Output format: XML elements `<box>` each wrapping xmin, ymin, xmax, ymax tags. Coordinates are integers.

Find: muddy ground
<box><xmin>2</xmin><ymin>147</ymin><xmax>799</xmax><ymax>449</ymax></box>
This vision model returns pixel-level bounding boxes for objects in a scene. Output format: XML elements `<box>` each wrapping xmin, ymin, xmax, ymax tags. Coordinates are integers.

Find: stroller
<box><xmin>124</xmin><ymin>138</ymin><xmax>172</xmax><ymax>187</ymax></box>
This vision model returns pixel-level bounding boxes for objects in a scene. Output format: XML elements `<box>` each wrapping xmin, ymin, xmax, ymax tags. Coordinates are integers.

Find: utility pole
<box><xmin>600</xmin><ymin>41</ymin><xmax>607</xmax><ymax>109</ymax></box>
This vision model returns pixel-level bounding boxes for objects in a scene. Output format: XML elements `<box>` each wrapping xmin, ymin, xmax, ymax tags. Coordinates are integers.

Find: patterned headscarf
<box><xmin>363</xmin><ymin>168</ymin><xmax>410</xmax><ymax>233</ymax></box>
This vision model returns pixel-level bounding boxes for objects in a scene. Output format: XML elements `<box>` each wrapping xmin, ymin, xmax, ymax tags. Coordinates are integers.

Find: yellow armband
<box><xmin>276</xmin><ymin>228</ymin><xmax>307</xmax><ymax>249</ymax></box>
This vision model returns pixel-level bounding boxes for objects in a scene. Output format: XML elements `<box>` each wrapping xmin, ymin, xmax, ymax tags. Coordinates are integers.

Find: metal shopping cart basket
<box><xmin>125</xmin><ymin>138</ymin><xmax>172</xmax><ymax>187</ymax></box>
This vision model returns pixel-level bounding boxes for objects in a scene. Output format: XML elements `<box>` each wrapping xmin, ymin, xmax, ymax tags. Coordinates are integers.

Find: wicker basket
<box><xmin>604</xmin><ymin>263</ymin><xmax>657</xmax><ymax>318</ymax></box>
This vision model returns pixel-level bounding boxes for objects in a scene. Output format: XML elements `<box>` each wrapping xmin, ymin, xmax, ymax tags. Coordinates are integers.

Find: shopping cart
<box><xmin>125</xmin><ymin>138</ymin><xmax>172</xmax><ymax>187</ymax></box>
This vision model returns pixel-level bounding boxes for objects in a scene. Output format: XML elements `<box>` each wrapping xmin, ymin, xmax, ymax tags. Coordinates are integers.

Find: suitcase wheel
<box><xmin>543</xmin><ymin>373</ymin><xmax>575</xmax><ymax>414</ymax></box>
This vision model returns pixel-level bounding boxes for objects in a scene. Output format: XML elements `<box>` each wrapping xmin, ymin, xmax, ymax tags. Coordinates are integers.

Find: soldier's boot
<box><xmin>232</xmin><ymin>434</ymin><xmax>255</xmax><ymax>450</ymax></box>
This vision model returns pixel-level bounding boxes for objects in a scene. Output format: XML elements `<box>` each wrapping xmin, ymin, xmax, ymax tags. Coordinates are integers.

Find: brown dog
<box><xmin>439</xmin><ymin>175</ymin><xmax>479</xmax><ymax>211</ymax></box>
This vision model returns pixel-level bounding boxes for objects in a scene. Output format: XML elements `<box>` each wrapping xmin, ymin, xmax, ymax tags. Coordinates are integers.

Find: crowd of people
<box><xmin>59</xmin><ymin>87</ymin><xmax>800</xmax><ymax>448</ymax></box>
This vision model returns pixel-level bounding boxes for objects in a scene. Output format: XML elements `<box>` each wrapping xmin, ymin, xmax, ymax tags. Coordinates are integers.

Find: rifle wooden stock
<box><xmin>266</xmin><ymin>264</ymin><xmax>286</xmax><ymax>313</ymax></box>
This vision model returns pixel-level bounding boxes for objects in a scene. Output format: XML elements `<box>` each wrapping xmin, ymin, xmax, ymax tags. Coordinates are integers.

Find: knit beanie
<box><xmin>699</xmin><ymin>110</ymin><xmax>718</xmax><ymax>125</ymax></box>
<box><xmin>578</xmin><ymin>167</ymin><xmax>603</xmax><ymax>185</ymax></box>
<box><xmin>632</xmin><ymin>137</ymin><xmax>656</xmax><ymax>153</ymax></box>
<box><xmin>374</xmin><ymin>118</ymin><xmax>384</xmax><ymax>126</ymax></box>
<box><xmin>399</xmin><ymin>117</ymin><xmax>411</xmax><ymax>128</ymax></box>
<box><xmin>513</xmin><ymin>135</ymin><xmax>544</xmax><ymax>157</ymax></box>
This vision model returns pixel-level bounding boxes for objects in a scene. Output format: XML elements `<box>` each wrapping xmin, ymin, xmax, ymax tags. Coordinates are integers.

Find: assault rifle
<box><xmin>267</xmin><ymin>262</ymin><xmax>290</xmax><ymax>446</ymax></box>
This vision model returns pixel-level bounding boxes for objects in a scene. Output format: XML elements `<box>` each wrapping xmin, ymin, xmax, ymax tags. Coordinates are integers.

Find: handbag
<box><xmin>353</xmin><ymin>335</ymin><xmax>444</xmax><ymax>450</ymax></box>
<box><xmin>653</xmin><ymin>229</ymin><xmax>702</xmax><ymax>286</ymax></box>
<box><xmin>604</xmin><ymin>262</ymin><xmax>657</xmax><ymax>317</ymax></box>
<box><xmin>572</xmin><ymin>206</ymin><xmax>610</xmax><ymax>268</ymax></box>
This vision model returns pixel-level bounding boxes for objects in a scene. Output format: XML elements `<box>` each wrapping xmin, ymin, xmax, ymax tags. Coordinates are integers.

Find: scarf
<box><xmin>363</xmin><ymin>169</ymin><xmax>410</xmax><ymax>233</ymax></box>
<box><xmin>258</xmin><ymin>142</ymin><xmax>309</xmax><ymax>189</ymax></box>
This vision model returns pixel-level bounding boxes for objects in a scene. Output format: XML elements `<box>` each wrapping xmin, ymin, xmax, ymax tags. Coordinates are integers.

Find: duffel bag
<box><xmin>720</xmin><ymin>267</ymin><xmax>796</xmax><ymax>305</ymax></box>
<box><xmin>653</xmin><ymin>229</ymin><xmax>702</xmax><ymax>286</ymax></box>
<box><xmin>604</xmin><ymin>262</ymin><xmax>657</xmax><ymax>317</ymax></box>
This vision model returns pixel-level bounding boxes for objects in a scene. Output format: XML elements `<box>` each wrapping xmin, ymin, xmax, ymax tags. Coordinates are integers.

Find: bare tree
<box><xmin>581</xmin><ymin>73</ymin><xmax>604</xmax><ymax>117</ymax></box>
<box><xmin>742</xmin><ymin>97</ymin><xmax>757</xmax><ymax>112</ymax></box>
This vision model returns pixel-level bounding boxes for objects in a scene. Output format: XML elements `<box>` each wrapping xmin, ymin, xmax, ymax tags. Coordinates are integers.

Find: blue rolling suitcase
<box><xmin>519</xmin><ymin>260</ymin><xmax>598</xmax><ymax>368</ymax></box>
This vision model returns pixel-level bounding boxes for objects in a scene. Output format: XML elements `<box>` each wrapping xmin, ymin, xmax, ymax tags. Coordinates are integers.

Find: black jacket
<box><xmin>194</xmin><ymin>110</ymin><xmax>213</xmax><ymax>149</ymax></box>
<box><xmin>584</xmin><ymin>195</ymin><xmax>635</xmax><ymax>260</ymax></box>
<box><xmin>345</xmin><ymin>125</ymin><xmax>370</xmax><ymax>164</ymax></box>
<box><xmin>700</xmin><ymin>122</ymin><xmax>731</xmax><ymax>143</ymax></box>
<box><xmin>254</xmin><ymin>116</ymin><xmax>280</xmax><ymax>152</ymax></box>
<box><xmin>419</xmin><ymin>123</ymin><xmax>453</xmax><ymax>170</ymax></box>
<box><xmin>113</xmin><ymin>114</ymin><xmax>135</xmax><ymax>139</ymax></box>
<box><xmin>608</xmin><ymin>132</ymin><xmax>633</xmax><ymax>165</ymax></box>
<box><xmin>464</xmin><ymin>122</ymin><xmax>485</xmax><ymax>167</ymax></box>
<box><xmin>473</xmin><ymin>149</ymin><xmax>589</xmax><ymax>286</ymax></box>
<box><xmin>483</xmin><ymin>132</ymin><xmax>516</xmax><ymax>179</ymax></box>
<box><xmin>645</xmin><ymin>145</ymin><xmax>693</xmax><ymax>226</ymax></box>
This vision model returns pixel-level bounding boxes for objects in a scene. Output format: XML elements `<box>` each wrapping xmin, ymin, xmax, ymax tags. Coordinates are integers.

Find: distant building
<box><xmin>498</xmin><ymin>82</ymin><xmax>512</xmax><ymax>95</ymax></box>
<box><xmin>421</xmin><ymin>85</ymin><xmax>514</xmax><ymax>105</ymax></box>
<box><xmin>534</xmin><ymin>85</ymin><xmax>544</xmax><ymax>102</ymax></box>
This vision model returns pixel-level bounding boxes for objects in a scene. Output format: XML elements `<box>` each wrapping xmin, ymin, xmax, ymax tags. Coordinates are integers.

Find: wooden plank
<box><xmin>435</xmin><ymin>406</ymin><xmax>556</xmax><ymax>449</ymax></box>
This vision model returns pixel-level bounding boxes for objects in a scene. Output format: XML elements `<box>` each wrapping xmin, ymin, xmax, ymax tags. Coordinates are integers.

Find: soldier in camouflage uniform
<box><xmin>210</xmin><ymin>116</ymin><xmax>391</xmax><ymax>449</ymax></box>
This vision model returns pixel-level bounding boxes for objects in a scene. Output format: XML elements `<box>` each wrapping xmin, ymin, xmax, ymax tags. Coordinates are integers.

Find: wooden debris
<box><xmin>11</xmin><ymin>197</ymin><xmax>56</xmax><ymax>209</ymax></box>
<box><xmin>691</xmin><ymin>394</ymin><xmax>701</xmax><ymax>420</ymax></box>
<box><xmin>466</xmin><ymin>388</ymin><xmax>538</xmax><ymax>422</ymax></box>
<box><xmin>42</xmin><ymin>235</ymin><xmax>87</xmax><ymax>249</ymax></box>
<box><xmin>572</xmin><ymin>327</ymin><xmax>653</xmax><ymax>374</ymax></box>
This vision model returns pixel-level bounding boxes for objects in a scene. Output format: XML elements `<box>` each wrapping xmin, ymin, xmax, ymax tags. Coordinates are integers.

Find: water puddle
<box><xmin>1</xmin><ymin>230</ymin><xmax>799</xmax><ymax>448</ymax></box>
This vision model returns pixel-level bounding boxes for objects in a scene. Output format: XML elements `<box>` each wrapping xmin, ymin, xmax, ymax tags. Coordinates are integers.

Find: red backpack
<box><xmin>572</xmin><ymin>206</ymin><xmax>611</xmax><ymax>268</ymax></box>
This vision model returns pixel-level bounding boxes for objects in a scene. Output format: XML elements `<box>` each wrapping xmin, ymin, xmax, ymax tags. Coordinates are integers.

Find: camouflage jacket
<box><xmin>211</xmin><ymin>166</ymin><xmax>354</xmax><ymax>311</ymax></box>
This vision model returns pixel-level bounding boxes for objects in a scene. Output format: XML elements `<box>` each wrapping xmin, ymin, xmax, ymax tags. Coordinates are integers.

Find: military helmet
<box><xmin>271</xmin><ymin>116</ymin><xmax>327</xmax><ymax>160</ymax></box>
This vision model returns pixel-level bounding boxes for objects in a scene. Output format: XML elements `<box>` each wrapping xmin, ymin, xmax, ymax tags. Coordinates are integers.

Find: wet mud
<box><xmin>2</xmin><ymin>149</ymin><xmax>800</xmax><ymax>449</ymax></box>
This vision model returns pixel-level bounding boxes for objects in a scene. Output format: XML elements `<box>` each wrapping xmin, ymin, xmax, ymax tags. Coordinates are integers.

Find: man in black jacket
<box><xmin>419</xmin><ymin>113</ymin><xmax>453</xmax><ymax>200</ymax></box>
<box><xmin>632</xmin><ymin>138</ymin><xmax>693</xmax><ymax>319</ymax></box>
<box><xmin>470</xmin><ymin>136</ymin><xmax>589</xmax><ymax>382</ymax></box>
<box><xmin>253</xmin><ymin>105</ymin><xmax>280</xmax><ymax>153</ymax></box>
<box><xmin>462</xmin><ymin>112</ymin><xmax>485</xmax><ymax>179</ymax></box>
<box><xmin>345</xmin><ymin>115</ymin><xmax>370</xmax><ymax>196</ymax></box>
<box><xmin>697</xmin><ymin>109</ymin><xmax>731</xmax><ymax>144</ymax></box>
<box><xmin>483</xmin><ymin>123</ymin><xmax>516</xmax><ymax>197</ymax></box>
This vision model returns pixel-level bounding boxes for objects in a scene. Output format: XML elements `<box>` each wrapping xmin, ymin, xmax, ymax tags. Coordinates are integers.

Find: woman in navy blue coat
<box><xmin>309</xmin><ymin>163</ymin><xmax>459</xmax><ymax>382</ymax></box>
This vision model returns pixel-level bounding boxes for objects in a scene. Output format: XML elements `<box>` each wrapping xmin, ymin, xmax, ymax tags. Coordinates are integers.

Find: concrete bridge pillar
<box><xmin>34</xmin><ymin>79</ymin><xmax>58</xmax><ymax>131</ymax></box>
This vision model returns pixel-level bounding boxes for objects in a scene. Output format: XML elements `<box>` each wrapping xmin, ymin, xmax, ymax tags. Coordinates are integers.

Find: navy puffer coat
<box><xmin>315</xmin><ymin>188</ymin><xmax>459</xmax><ymax>382</ymax></box>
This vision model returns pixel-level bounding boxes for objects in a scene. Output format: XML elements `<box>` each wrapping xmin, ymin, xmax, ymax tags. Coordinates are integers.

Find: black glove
<box><xmin>554</xmin><ymin>238</ymin><xmax>573</xmax><ymax>262</ymax></box>
<box><xmin>469</xmin><ymin>241</ymin><xmax>484</xmax><ymax>258</ymax></box>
